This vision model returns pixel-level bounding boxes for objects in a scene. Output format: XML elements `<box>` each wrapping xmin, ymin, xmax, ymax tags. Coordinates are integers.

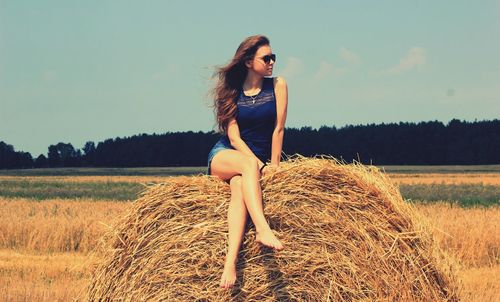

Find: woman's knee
<box><xmin>242</xmin><ymin>156</ymin><xmax>259</xmax><ymax>172</ymax></box>
<box><xmin>210</xmin><ymin>150</ymin><xmax>254</xmax><ymax>180</ymax></box>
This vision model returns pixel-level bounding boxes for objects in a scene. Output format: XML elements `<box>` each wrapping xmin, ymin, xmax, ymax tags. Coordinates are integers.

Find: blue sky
<box><xmin>1</xmin><ymin>0</ymin><xmax>499</xmax><ymax>157</ymax></box>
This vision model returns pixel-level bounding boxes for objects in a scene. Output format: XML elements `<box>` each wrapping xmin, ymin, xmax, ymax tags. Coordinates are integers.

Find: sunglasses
<box><xmin>259</xmin><ymin>53</ymin><xmax>276</xmax><ymax>64</ymax></box>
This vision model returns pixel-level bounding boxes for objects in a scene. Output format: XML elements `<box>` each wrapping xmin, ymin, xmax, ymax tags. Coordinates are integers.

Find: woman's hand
<box><xmin>261</xmin><ymin>163</ymin><xmax>279</xmax><ymax>177</ymax></box>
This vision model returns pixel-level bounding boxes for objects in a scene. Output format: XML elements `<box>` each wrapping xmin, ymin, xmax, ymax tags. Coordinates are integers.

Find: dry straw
<box><xmin>86</xmin><ymin>155</ymin><xmax>459</xmax><ymax>301</ymax></box>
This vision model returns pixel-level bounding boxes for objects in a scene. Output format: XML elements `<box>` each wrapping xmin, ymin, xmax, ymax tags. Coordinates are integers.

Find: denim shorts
<box><xmin>207</xmin><ymin>139</ymin><xmax>234</xmax><ymax>175</ymax></box>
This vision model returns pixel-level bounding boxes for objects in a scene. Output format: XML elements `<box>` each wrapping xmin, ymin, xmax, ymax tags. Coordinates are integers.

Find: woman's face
<box><xmin>247</xmin><ymin>45</ymin><xmax>275</xmax><ymax>77</ymax></box>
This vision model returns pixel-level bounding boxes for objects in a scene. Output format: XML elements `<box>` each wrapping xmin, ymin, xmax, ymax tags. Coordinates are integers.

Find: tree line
<box><xmin>1</xmin><ymin>119</ymin><xmax>499</xmax><ymax>169</ymax></box>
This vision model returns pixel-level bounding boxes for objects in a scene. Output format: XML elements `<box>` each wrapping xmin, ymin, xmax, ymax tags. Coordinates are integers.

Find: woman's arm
<box><xmin>270</xmin><ymin>76</ymin><xmax>288</xmax><ymax>166</ymax></box>
<box><xmin>227</xmin><ymin>117</ymin><xmax>266</xmax><ymax>168</ymax></box>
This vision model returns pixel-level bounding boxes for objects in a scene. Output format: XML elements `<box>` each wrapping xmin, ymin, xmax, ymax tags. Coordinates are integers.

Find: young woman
<box><xmin>207</xmin><ymin>35</ymin><xmax>288</xmax><ymax>289</ymax></box>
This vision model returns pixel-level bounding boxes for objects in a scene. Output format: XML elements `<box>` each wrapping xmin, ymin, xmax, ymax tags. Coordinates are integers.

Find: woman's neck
<box><xmin>242</xmin><ymin>71</ymin><xmax>263</xmax><ymax>91</ymax></box>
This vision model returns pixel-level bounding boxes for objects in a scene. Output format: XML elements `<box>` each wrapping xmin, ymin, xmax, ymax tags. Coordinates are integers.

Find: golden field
<box><xmin>0</xmin><ymin>175</ymin><xmax>170</xmax><ymax>184</ymax></box>
<box><xmin>389</xmin><ymin>173</ymin><xmax>500</xmax><ymax>186</ymax></box>
<box><xmin>2</xmin><ymin>172</ymin><xmax>498</xmax><ymax>186</ymax></box>
<box><xmin>0</xmin><ymin>172</ymin><xmax>498</xmax><ymax>301</ymax></box>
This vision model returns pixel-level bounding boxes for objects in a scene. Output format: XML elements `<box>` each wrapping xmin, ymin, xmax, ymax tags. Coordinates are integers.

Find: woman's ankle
<box><xmin>255</xmin><ymin>223</ymin><xmax>272</xmax><ymax>235</ymax></box>
<box><xmin>224</xmin><ymin>258</ymin><xmax>238</xmax><ymax>266</ymax></box>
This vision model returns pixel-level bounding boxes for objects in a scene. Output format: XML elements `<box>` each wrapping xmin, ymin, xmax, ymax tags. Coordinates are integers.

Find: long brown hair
<box><xmin>210</xmin><ymin>35</ymin><xmax>270</xmax><ymax>134</ymax></box>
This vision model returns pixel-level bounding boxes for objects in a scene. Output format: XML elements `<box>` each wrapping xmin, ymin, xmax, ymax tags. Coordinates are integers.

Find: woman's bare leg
<box><xmin>210</xmin><ymin>150</ymin><xmax>284</xmax><ymax>251</ymax></box>
<box><xmin>220</xmin><ymin>175</ymin><xmax>247</xmax><ymax>289</ymax></box>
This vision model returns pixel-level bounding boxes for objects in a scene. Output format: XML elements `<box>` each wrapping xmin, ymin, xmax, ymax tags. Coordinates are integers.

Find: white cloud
<box><xmin>379</xmin><ymin>47</ymin><xmax>427</xmax><ymax>75</ymax></box>
<box><xmin>311</xmin><ymin>47</ymin><xmax>360</xmax><ymax>82</ymax></box>
<box><xmin>340</xmin><ymin>47</ymin><xmax>361</xmax><ymax>65</ymax></box>
<box><xmin>279</xmin><ymin>56</ymin><xmax>303</xmax><ymax>78</ymax></box>
<box><xmin>313</xmin><ymin>61</ymin><xmax>333</xmax><ymax>81</ymax></box>
<box><xmin>313</xmin><ymin>61</ymin><xmax>347</xmax><ymax>81</ymax></box>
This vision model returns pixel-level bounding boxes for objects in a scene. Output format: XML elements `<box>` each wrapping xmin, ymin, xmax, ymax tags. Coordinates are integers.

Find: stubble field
<box><xmin>0</xmin><ymin>166</ymin><xmax>498</xmax><ymax>301</ymax></box>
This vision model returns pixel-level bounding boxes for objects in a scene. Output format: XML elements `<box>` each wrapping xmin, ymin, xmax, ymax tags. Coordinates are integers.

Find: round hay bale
<box><xmin>86</xmin><ymin>155</ymin><xmax>459</xmax><ymax>301</ymax></box>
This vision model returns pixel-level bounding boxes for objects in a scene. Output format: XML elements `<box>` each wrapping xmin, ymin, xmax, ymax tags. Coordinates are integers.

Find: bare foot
<box><xmin>255</xmin><ymin>228</ymin><xmax>284</xmax><ymax>250</ymax></box>
<box><xmin>220</xmin><ymin>261</ymin><xmax>237</xmax><ymax>289</ymax></box>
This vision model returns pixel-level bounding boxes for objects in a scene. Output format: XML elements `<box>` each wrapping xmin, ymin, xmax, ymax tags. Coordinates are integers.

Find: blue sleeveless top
<box><xmin>217</xmin><ymin>77</ymin><xmax>276</xmax><ymax>163</ymax></box>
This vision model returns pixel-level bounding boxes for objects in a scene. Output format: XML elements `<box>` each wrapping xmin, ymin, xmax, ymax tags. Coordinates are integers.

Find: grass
<box><xmin>0</xmin><ymin>179</ymin><xmax>144</xmax><ymax>201</ymax></box>
<box><xmin>0</xmin><ymin>166</ymin><xmax>205</xmax><ymax>176</ymax></box>
<box><xmin>389</xmin><ymin>173</ymin><xmax>500</xmax><ymax>185</ymax></box>
<box><xmin>1</xmin><ymin>164</ymin><xmax>499</xmax><ymax>177</ymax></box>
<box><xmin>0</xmin><ymin>198</ymin><xmax>126</xmax><ymax>253</ymax></box>
<box><xmin>400</xmin><ymin>183</ymin><xmax>500</xmax><ymax>207</ymax></box>
<box><xmin>0</xmin><ymin>248</ymin><xmax>90</xmax><ymax>301</ymax></box>
<box><xmin>379</xmin><ymin>164</ymin><xmax>500</xmax><ymax>174</ymax></box>
<box><xmin>1</xmin><ymin>178</ymin><xmax>497</xmax><ymax>207</ymax></box>
<box><xmin>415</xmin><ymin>203</ymin><xmax>500</xmax><ymax>267</ymax></box>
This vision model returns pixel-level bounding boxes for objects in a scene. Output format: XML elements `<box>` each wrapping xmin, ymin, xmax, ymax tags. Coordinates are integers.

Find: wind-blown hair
<box><xmin>210</xmin><ymin>35</ymin><xmax>270</xmax><ymax>134</ymax></box>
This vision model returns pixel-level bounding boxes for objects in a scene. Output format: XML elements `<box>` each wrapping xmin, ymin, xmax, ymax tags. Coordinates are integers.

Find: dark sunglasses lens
<box><xmin>263</xmin><ymin>54</ymin><xmax>276</xmax><ymax>63</ymax></box>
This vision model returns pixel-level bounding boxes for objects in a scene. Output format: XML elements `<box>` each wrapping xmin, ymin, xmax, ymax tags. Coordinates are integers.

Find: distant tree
<box><xmin>3</xmin><ymin>118</ymin><xmax>499</xmax><ymax>169</ymax></box>
<box><xmin>83</xmin><ymin>141</ymin><xmax>96</xmax><ymax>155</ymax></box>
<box><xmin>0</xmin><ymin>141</ymin><xmax>34</xmax><ymax>168</ymax></box>
<box><xmin>47</xmin><ymin>142</ymin><xmax>81</xmax><ymax>167</ymax></box>
<box><xmin>0</xmin><ymin>142</ymin><xmax>15</xmax><ymax>168</ymax></box>
<box><xmin>34</xmin><ymin>154</ymin><xmax>48</xmax><ymax>168</ymax></box>
<box><xmin>47</xmin><ymin>145</ymin><xmax>61</xmax><ymax>167</ymax></box>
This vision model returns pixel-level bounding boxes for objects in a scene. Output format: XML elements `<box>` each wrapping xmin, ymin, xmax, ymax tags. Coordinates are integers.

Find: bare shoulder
<box><xmin>273</xmin><ymin>76</ymin><xmax>287</xmax><ymax>90</ymax></box>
